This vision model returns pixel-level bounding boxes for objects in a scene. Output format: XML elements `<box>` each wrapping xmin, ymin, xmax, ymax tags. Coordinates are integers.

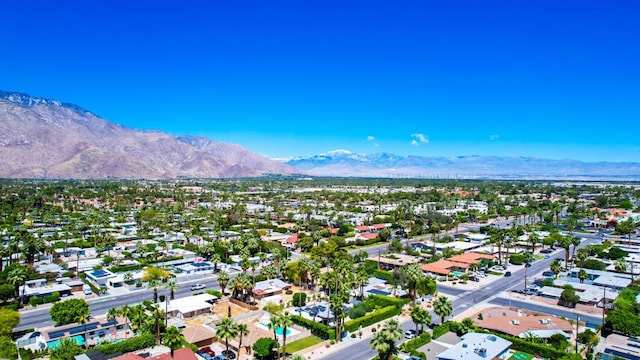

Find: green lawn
<box><xmin>508</xmin><ymin>350</ymin><xmax>535</xmax><ymax>360</ymax></box>
<box><xmin>285</xmin><ymin>335</ymin><xmax>324</xmax><ymax>354</ymax></box>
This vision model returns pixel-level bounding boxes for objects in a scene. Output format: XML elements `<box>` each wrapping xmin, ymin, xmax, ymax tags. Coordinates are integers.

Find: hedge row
<box><xmin>432</xmin><ymin>323</ymin><xmax>449</xmax><ymax>339</ymax></box>
<box><xmin>109</xmin><ymin>264</ymin><xmax>143</xmax><ymax>273</ymax></box>
<box><xmin>291</xmin><ymin>315</ymin><xmax>335</xmax><ymax>340</ymax></box>
<box><xmin>96</xmin><ymin>333</ymin><xmax>155</xmax><ymax>354</ymax></box>
<box><xmin>367</xmin><ymin>294</ymin><xmax>405</xmax><ymax>309</ymax></box>
<box><xmin>344</xmin><ymin>306</ymin><xmax>400</xmax><ymax>333</ymax></box>
<box><xmin>373</xmin><ymin>269</ymin><xmax>393</xmax><ymax>281</ymax></box>
<box><xmin>501</xmin><ymin>334</ymin><xmax>570</xmax><ymax>360</ymax></box>
<box><xmin>401</xmin><ymin>331</ymin><xmax>431</xmax><ymax>353</ymax></box>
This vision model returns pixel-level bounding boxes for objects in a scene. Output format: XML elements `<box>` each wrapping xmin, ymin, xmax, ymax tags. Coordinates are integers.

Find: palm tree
<box><xmin>107</xmin><ymin>307</ymin><xmax>119</xmax><ymax>322</ymax></box>
<box><xmin>279</xmin><ymin>312</ymin><xmax>293</xmax><ymax>359</ymax></box>
<box><xmin>261</xmin><ymin>264</ymin><xmax>277</xmax><ymax>280</ymax></box>
<box><xmin>370</xmin><ymin>331</ymin><xmax>391</xmax><ymax>360</ymax></box>
<box><xmin>217</xmin><ymin>270</ymin><xmax>230</xmax><ymax>295</ymax></box>
<box><xmin>569</xmin><ymin>235</ymin><xmax>581</xmax><ymax>264</ymax></box>
<box><xmin>7</xmin><ymin>266</ymin><xmax>28</xmax><ymax>305</ymax></box>
<box><xmin>216</xmin><ymin>317</ymin><xmax>238</xmax><ymax>357</ymax></box>
<box><xmin>236</xmin><ymin>323</ymin><xmax>249</xmax><ymax>357</ymax></box>
<box><xmin>615</xmin><ymin>258</ymin><xmax>628</xmax><ymax>273</ymax></box>
<box><xmin>410</xmin><ymin>306</ymin><xmax>431</xmax><ymax>334</ymax></box>
<box><xmin>208</xmin><ymin>252</ymin><xmax>221</xmax><ymax>271</ymax></box>
<box><xmin>269</xmin><ymin>315</ymin><xmax>281</xmax><ymax>343</ymax></box>
<box><xmin>550</xmin><ymin>260</ymin><xmax>563</xmax><ymax>279</ymax></box>
<box><xmin>162</xmin><ymin>326</ymin><xmax>184</xmax><ymax>360</ymax></box>
<box><xmin>404</xmin><ymin>264</ymin><xmax>422</xmax><ymax>304</ymax></box>
<box><xmin>576</xmin><ymin>248</ymin><xmax>589</xmax><ymax>270</ymax></box>
<box><xmin>166</xmin><ymin>279</ymin><xmax>179</xmax><ymax>300</ymax></box>
<box><xmin>433</xmin><ymin>296</ymin><xmax>453</xmax><ymax>324</ymax></box>
<box><xmin>356</xmin><ymin>269</ymin><xmax>369</xmax><ymax>300</ymax></box>
<box><xmin>77</xmin><ymin>312</ymin><xmax>90</xmax><ymax>349</ymax></box>
<box><xmin>380</xmin><ymin>319</ymin><xmax>403</xmax><ymax>360</ymax></box>
<box><xmin>529</xmin><ymin>232</ymin><xmax>539</xmax><ymax>253</ymax></box>
<box><xmin>578</xmin><ymin>269</ymin><xmax>588</xmax><ymax>283</ymax></box>
<box><xmin>120</xmin><ymin>304</ymin><xmax>132</xmax><ymax>339</ymax></box>
<box><xmin>558</xmin><ymin>236</ymin><xmax>572</xmax><ymax>269</ymax></box>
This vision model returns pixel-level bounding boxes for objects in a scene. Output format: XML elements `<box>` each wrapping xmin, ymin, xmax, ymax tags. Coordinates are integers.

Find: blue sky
<box><xmin>2</xmin><ymin>1</ymin><xmax>639</xmax><ymax>161</ymax></box>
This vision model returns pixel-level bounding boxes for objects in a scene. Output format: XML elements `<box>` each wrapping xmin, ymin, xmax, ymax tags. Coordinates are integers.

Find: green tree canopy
<box><xmin>253</xmin><ymin>337</ymin><xmax>279</xmax><ymax>359</ymax></box>
<box><xmin>49</xmin><ymin>298</ymin><xmax>90</xmax><ymax>325</ymax></box>
<box><xmin>0</xmin><ymin>308</ymin><xmax>20</xmax><ymax>336</ymax></box>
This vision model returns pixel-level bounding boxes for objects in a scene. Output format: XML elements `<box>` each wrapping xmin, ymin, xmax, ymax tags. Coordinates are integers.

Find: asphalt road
<box><xmin>16</xmin><ymin>271</ymin><xmax>237</xmax><ymax>331</ymax></box>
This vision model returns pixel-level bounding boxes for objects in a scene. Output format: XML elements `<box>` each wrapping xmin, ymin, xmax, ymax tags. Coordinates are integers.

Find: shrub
<box><xmin>110</xmin><ymin>264</ymin><xmax>143</xmax><ymax>273</ymax></box>
<box><xmin>343</xmin><ymin>306</ymin><xmax>400</xmax><ymax>333</ymax></box>
<box><xmin>292</xmin><ymin>292</ymin><xmax>307</xmax><ymax>307</ymax></box>
<box><xmin>509</xmin><ymin>254</ymin><xmax>525</xmax><ymax>265</ymax></box>
<box><xmin>366</xmin><ymin>294</ymin><xmax>405</xmax><ymax>309</ymax></box>
<box><xmin>285</xmin><ymin>289</ymin><xmax>293</xmax><ymax>295</ymax></box>
<box><xmin>291</xmin><ymin>314</ymin><xmax>335</xmax><ymax>340</ymax></box>
<box><xmin>583</xmin><ymin>259</ymin><xmax>606</xmax><ymax>271</ymax></box>
<box><xmin>401</xmin><ymin>332</ymin><xmax>431</xmax><ymax>353</ymax></box>
<box><xmin>373</xmin><ymin>269</ymin><xmax>393</xmax><ymax>280</ymax></box>
<box><xmin>410</xmin><ymin>350</ymin><xmax>427</xmax><ymax>360</ymax></box>
<box><xmin>205</xmin><ymin>290</ymin><xmax>223</xmax><ymax>298</ymax></box>
<box><xmin>348</xmin><ymin>303</ymin><xmax>369</xmax><ymax>319</ymax></box>
<box><xmin>432</xmin><ymin>323</ymin><xmax>450</xmax><ymax>339</ymax></box>
<box><xmin>96</xmin><ymin>333</ymin><xmax>155</xmax><ymax>354</ymax></box>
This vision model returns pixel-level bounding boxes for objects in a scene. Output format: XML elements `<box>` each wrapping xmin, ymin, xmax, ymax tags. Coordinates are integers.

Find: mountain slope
<box><xmin>284</xmin><ymin>150</ymin><xmax>640</xmax><ymax>180</ymax></box>
<box><xmin>0</xmin><ymin>91</ymin><xmax>299</xmax><ymax>179</ymax></box>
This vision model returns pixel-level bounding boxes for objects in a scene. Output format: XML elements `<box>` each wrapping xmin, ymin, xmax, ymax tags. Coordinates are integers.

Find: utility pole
<box><xmin>575</xmin><ymin>314</ymin><xmax>580</xmax><ymax>354</ymax></box>
<box><xmin>602</xmin><ymin>286</ymin><xmax>607</xmax><ymax>326</ymax></box>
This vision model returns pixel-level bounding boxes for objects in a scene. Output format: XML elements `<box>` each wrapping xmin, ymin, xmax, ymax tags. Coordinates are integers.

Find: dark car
<box><xmin>542</xmin><ymin>271</ymin><xmax>554</xmax><ymax>277</ymax></box>
<box><xmin>222</xmin><ymin>351</ymin><xmax>236</xmax><ymax>360</ymax></box>
<box><xmin>504</xmin><ymin>271</ymin><xmax>512</xmax><ymax>277</ymax></box>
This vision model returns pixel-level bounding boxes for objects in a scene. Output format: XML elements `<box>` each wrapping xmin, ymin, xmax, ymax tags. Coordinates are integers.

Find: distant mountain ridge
<box><xmin>0</xmin><ymin>90</ymin><xmax>299</xmax><ymax>179</ymax></box>
<box><xmin>284</xmin><ymin>150</ymin><xmax>640</xmax><ymax>180</ymax></box>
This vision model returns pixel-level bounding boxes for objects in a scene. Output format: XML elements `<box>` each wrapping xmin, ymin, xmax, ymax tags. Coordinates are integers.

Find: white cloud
<box><xmin>410</xmin><ymin>133</ymin><xmax>429</xmax><ymax>145</ymax></box>
<box><xmin>374</xmin><ymin>143</ymin><xmax>379</xmax><ymax>147</ymax></box>
<box><xmin>367</xmin><ymin>135</ymin><xmax>376</xmax><ymax>141</ymax></box>
<box><xmin>490</xmin><ymin>134</ymin><xmax>500</xmax><ymax>141</ymax></box>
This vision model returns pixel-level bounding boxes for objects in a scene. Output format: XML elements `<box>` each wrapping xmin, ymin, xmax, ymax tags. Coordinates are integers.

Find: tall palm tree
<box><xmin>236</xmin><ymin>323</ymin><xmax>249</xmax><ymax>357</ymax></box>
<box><xmin>217</xmin><ymin>270</ymin><xmax>230</xmax><ymax>295</ymax></box>
<box><xmin>210</xmin><ymin>253</ymin><xmax>221</xmax><ymax>272</ymax></box>
<box><xmin>410</xmin><ymin>306</ymin><xmax>431</xmax><ymax>334</ymax></box>
<box><xmin>558</xmin><ymin>236</ymin><xmax>572</xmax><ymax>269</ymax></box>
<box><xmin>433</xmin><ymin>296</ymin><xmax>453</xmax><ymax>324</ymax></box>
<box><xmin>569</xmin><ymin>235</ymin><xmax>581</xmax><ymax>264</ymax></box>
<box><xmin>370</xmin><ymin>319</ymin><xmax>403</xmax><ymax>360</ymax></box>
<box><xmin>370</xmin><ymin>331</ymin><xmax>390</xmax><ymax>360</ymax></box>
<box><xmin>279</xmin><ymin>312</ymin><xmax>293</xmax><ymax>359</ymax></box>
<box><xmin>77</xmin><ymin>312</ymin><xmax>90</xmax><ymax>349</ymax></box>
<box><xmin>550</xmin><ymin>260</ymin><xmax>563</xmax><ymax>279</ymax></box>
<box><xmin>162</xmin><ymin>326</ymin><xmax>184</xmax><ymax>360</ymax></box>
<box><xmin>120</xmin><ymin>304</ymin><xmax>132</xmax><ymax>339</ymax></box>
<box><xmin>166</xmin><ymin>279</ymin><xmax>179</xmax><ymax>300</ymax></box>
<box><xmin>142</xmin><ymin>266</ymin><xmax>169</xmax><ymax>303</ymax></box>
<box><xmin>216</xmin><ymin>317</ymin><xmax>238</xmax><ymax>357</ymax></box>
<box><xmin>356</xmin><ymin>269</ymin><xmax>369</xmax><ymax>300</ymax></box>
<box><xmin>269</xmin><ymin>315</ymin><xmax>281</xmax><ymax>343</ymax></box>
<box><xmin>529</xmin><ymin>232</ymin><xmax>539</xmax><ymax>253</ymax></box>
<box><xmin>7</xmin><ymin>265</ymin><xmax>28</xmax><ymax>306</ymax></box>
<box><xmin>404</xmin><ymin>264</ymin><xmax>422</xmax><ymax>304</ymax></box>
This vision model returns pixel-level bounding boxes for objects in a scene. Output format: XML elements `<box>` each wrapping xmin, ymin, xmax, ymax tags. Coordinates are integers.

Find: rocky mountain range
<box><xmin>0</xmin><ymin>91</ymin><xmax>298</xmax><ymax>179</ymax></box>
<box><xmin>283</xmin><ymin>150</ymin><xmax>640</xmax><ymax>180</ymax></box>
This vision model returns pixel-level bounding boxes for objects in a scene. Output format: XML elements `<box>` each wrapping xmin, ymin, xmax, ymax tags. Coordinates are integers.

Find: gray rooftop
<box><xmin>436</xmin><ymin>332</ymin><xmax>511</xmax><ymax>360</ymax></box>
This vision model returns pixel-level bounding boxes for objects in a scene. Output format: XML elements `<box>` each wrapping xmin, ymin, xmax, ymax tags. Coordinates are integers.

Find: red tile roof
<box><xmin>286</xmin><ymin>233</ymin><xmax>299</xmax><ymax>243</ymax></box>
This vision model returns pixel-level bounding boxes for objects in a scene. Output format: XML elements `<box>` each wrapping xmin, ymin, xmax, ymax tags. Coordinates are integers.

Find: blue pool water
<box><xmin>452</xmin><ymin>271</ymin><xmax>464</xmax><ymax>277</ymax></box>
<box><xmin>47</xmin><ymin>335</ymin><xmax>86</xmax><ymax>349</ymax></box>
<box><xmin>275</xmin><ymin>326</ymin><xmax>292</xmax><ymax>336</ymax></box>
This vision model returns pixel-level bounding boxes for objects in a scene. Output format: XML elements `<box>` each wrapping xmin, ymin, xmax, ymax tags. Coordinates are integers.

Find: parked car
<box><xmin>504</xmin><ymin>271</ymin><xmax>512</xmax><ymax>277</ymax></box>
<box><xmin>190</xmin><ymin>283</ymin><xmax>206</xmax><ymax>291</ymax></box>
<box><xmin>213</xmin><ymin>355</ymin><xmax>227</xmax><ymax>360</ymax></box>
<box><xmin>542</xmin><ymin>271</ymin><xmax>554</xmax><ymax>277</ymax></box>
<box><xmin>221</xmin><ymin>351</ymin><xmax>236</xmax><ymax>360</ymax></box>
<box><xmin>404</xmin><ymin>330</ymin><xmax>416</xmax><ymax>339</ymax></box>
<box><xmin>469</xmin><ymin>275</ymin><xmax>480</xmax><ymax>282</ymax></box>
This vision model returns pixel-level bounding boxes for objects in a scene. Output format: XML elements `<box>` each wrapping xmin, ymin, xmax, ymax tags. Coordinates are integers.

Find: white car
<box><xmin>190</xmin><ymin>284</ymin><xmax>206</xmax><ymax>291</ymax></box>
<box><xmin>404</xmin><ymin>330</ymin><xmax>416</xmax><ymax>339</ymax></box>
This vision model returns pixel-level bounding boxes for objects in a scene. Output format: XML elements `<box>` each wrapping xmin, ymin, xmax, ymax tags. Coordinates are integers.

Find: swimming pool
<box><xmin>47</xmin><ymin>335</ymin><xmax>85</xmax><ymax>349</ymax></box>
<box><xmin>258</xmin><ymin>323</ymin><xmax>293</xmax><ymax>336</ymax></box>
<box><xmin>452</xmin><ymin>271</ymin><xmax>464</xmax><ymax>277</ymax></box>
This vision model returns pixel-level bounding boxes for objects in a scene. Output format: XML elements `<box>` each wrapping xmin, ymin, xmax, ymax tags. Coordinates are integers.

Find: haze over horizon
<box><xmin>2</xmin><ymin>1</ymin><xmax>639</xmax><ymax>162</ymax></box>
